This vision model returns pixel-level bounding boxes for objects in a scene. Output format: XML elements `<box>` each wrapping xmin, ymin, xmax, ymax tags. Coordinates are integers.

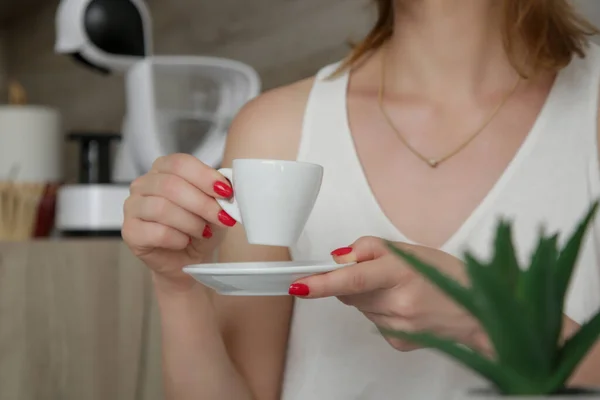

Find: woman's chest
<box><xmin>345</xmin><ymin>94</ymin><xmax>545</xmax><ymax>249</ymax></box>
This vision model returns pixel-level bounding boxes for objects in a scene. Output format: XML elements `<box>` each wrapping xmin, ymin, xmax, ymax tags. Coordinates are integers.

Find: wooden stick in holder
<box><xmin>0</xmin><ymin>182</ymin><xmax>46</xmax><ymax>241</ymax></box>
<box><xmin>8</xmin><ymin>80</ymin><xmax>27</xmax><ymax>105</ymax></box>
<box><xmin>1</xmin><ymin>82</ymin><xmax>48</xmax><ymax>240</ymax></box>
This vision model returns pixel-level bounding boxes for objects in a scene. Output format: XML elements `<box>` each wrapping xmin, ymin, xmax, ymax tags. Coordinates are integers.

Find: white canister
<box><xmin>0</xmin><ymin>105</ymin><xmax>63</xmax><ymax>183</ymax></box>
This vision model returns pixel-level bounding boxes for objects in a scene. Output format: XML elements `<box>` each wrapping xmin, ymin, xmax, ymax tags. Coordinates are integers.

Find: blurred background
<box><xmin>0</xmin><ymin>1</ymin><xmax>599</xmax><ymax>399</ymax></box>
<box><xmin>0</xmin><ymin>1</ymin><xmax>371</xmax><ymax>399</ymax></box>
<box><xmin>0</xmin><ymin>0</ymin><xmax>373</xmax><ymax>183</ymax></box>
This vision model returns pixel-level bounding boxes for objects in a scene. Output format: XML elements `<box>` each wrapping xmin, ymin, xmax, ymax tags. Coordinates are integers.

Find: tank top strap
<box><xmin>296</xmin><ymin>62</ymin><xmax>350</xmax><ymax>162</ymax></box>
<box><xmin>541</xmin><ymin>43</ymin><xmax>600</xmax><ymax>152</ymax></box>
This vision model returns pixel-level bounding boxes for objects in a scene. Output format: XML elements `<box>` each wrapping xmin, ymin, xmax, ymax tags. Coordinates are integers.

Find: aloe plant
<box><xmin>382</xmin><ymin>201</ymin><xmax>600</xmax><ymax>396</ymax></box>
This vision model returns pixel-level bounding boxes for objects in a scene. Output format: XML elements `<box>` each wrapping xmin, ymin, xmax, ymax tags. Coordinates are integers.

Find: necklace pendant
<box><xmin>428</xmin><ymin>159</ymin><xmax>439</xmax><ymax>168</ymax></box>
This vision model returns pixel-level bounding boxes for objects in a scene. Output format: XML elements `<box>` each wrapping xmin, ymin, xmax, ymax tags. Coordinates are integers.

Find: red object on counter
<box><xmin>33</xmin><ymin>183</ymin><xmax>59</xmax><ymax>238</ymax></box>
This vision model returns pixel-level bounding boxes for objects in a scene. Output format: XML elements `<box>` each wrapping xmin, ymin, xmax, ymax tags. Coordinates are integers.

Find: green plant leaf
<box><xmin>547</xmin><ymin>311</ymin><xmax>600</xmax><ymax>393</ymax></box>
<box><xmin>464</xmin><ymin>253</ymin><xmax>549</xmax><ymax>379</ymax></box>
<box><xmin>386</xmin><ymin>243</ymin><xmax>483</xmax><ymax>321</ymax></box>
<box><xmin>489</xmin><ymin>219</ymin><xmax>521</xmax><ymax>291</ymax></box>
<box><xmin>378</xmin><ymin>328</ymin><xmax>539</xmax><ymax>395</ymax></box>
<box><xmin>517</xmin><ymin>233</ymin><xmax>562</xmax><ymax>371</ymax></box>
<box><xmin>555</xmin><ymin>201</ymin><xmax>599</xmax><ymax>306</ymax></box>
<box><xmin>384</xmin><ymin>202</ymin><xmax>600</xmax><ymax>396</ymax></box>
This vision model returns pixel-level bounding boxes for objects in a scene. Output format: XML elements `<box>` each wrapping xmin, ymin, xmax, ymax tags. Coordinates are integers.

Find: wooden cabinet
<box><xmin>0</xmin><ymin>240</ymin><xmax>164</xmax><ymax>400</ymax></box>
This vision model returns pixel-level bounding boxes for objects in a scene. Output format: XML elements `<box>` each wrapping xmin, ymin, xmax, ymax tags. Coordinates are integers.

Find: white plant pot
<box><xmin>455</xmin><ymin>388</ymin><xmax>600</xmax><ymax>399</ymax></box>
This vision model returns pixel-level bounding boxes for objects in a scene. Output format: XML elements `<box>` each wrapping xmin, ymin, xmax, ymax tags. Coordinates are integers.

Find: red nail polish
<box><xmin>202</xmin><ymin>225</ymin><xmax>213</xmax><ymax>239</ymax></box>
<box><xmin>331</xmin><ymin>247</ymin><xmax>353</xmax><ymax>256</ymax></box>
<box><xmin>289</xmin><ymin>283</ymin><xmax>310</xmax><ymax>296</ymax></box>
<box><xmin>213</xmin><ymin>181</ymin><xmax>233</xmax><ymax>198</ymax></box>
<box><xmin>218</xmin><ymin>210</ymin><xmax>237</xmax><ymax>227</ymax></box>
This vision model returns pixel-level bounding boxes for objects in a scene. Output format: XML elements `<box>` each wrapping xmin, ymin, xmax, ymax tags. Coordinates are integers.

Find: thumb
<box><xmin>330</xmin><ymin>236</ymin><xmax>389</xmax><ymax>264</ymax></box>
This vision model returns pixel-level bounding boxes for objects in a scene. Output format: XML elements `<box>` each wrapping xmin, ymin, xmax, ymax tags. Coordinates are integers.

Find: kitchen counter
<box><xmin>0</xmin><ymin>240</ymin><xmax>163</xmax><ymax>400</ymax></box>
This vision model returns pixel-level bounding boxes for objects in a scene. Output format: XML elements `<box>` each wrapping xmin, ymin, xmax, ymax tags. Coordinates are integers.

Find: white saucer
<box><xmin>183</xmin><ymin>261</ymin><xmax>352</xmax><ymax>296</ymax></box>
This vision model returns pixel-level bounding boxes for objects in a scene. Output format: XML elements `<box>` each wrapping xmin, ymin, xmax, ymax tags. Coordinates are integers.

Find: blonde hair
<box><xmin>335</xmin><ymin>0</ymin><xmax>598</xmax><ymax>78</ymax></box>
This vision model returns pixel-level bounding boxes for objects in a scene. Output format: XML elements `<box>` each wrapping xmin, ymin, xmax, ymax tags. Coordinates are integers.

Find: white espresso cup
<box><xmin>216</xmin><ymin>159</ymin><xmax>323</xmax><ymax>247</ymax></box>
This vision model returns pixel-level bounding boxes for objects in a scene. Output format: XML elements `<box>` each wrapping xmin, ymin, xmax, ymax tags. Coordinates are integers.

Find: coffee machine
<box><xmin>54</xmin><ymin>0</ymin><xmax>261</xmax><ymax>235</ymax></box>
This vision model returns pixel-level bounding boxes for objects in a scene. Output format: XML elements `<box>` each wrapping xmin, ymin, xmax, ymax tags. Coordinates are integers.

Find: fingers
<box><xmin>293</xmin><ymin>256</ymin><xmax>403</xmax><ymax>298</ymax></box>
<box><xmin>366</xmin><ymin>313</ymin><xmax>421</xmax><ymax>352</ymax></box>
<box><xmin>338</xmin><ymin>289</ymin><xmax>399</xmax><ymax>315</ymax></box>
<box><xmin>123</xmin><ymin>154</ymin><xmax>237</xmax><ymax>261</ymax></box>
<box><xmin>125</xmin><ymin>195</ymin><xmax>212</xmax><ymax>240</ymax></box>
<box><xmin>330</xmin><ymin>236</ymin><xmax>389</xmax><ymax>264</ymax></box>
<box><xmin>365</xmin><ymin>312</ymin><xmax>413</xmax><ymax>333</ymax></box>
<box><xmin>122</xmin><ymin>218</ymin><xmax>190</xmax><ymax>251</ymax></box>
<box><xmin>149</xmin><ymin>154</ymin><xmax>233</xmax><ymax>199</ymax></box>
<box><xmin>130</xmin><ymin>173</ymin><xmax>232</xmax><ymax>227</ymax></box>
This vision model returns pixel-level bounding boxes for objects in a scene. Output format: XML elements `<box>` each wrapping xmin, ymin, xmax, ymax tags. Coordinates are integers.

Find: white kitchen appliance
<box><xmin>55</xmin><ymin>132</ymin><xmax>126</xmax><ymax>237</ymax></box>
<box><xmin>55</xmin><ymin>0</ymin><xmax>152</xmax><ymax>73</ymax></box>
<box><xmin>54</xmin><ymin>0</ymin><xmax>261</xmax><ymax>233</ymax></box>
<box><xmin>115</xmin><ymin>55</ymin><xmax>260</xmax><ymax>182</ymax></box>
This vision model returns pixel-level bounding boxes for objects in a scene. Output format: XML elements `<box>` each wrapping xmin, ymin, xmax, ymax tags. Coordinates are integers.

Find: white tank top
<box><xmin>284</xmin><ymin>44</ymin><xmax>600</xmax><ymax>400</ymax></box>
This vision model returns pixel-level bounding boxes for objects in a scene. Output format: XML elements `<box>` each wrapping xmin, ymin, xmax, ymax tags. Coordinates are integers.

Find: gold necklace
<box><xmin>377</xmin><ymin>47</ymin><xmax>521</xmax><ymax>168</ymax></box>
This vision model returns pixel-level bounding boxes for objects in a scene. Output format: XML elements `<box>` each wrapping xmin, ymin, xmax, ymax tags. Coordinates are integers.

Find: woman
<box><xmin>123</xmin><ymin>0</ymin><xmax>600</xmax><ymax>399</ymax></box>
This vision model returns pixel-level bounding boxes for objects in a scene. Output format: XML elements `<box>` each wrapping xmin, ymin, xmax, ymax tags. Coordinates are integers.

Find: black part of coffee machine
<box><xmin>70</xmin><ymin>132</ymin><xmax>120</xmax><ymax>184</ymax></box>
<box><xmin>56</xmin><ymin>132</ymin><xmax>129</xmax><ymax>238</ymax></box>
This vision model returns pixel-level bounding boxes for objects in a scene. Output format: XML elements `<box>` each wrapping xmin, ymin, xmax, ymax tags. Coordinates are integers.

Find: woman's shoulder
<box><xmin>232</xmin><ymin>60</ymin><xmax>344</xmax><ymax>123</ymax></box>
<box><xmin>222</xmin><ymin>75</ymin><xmax>318</xmax><ymax>162</ymax></box>
<box><xmin>246</xmin><ymin>76</ymin><xmax>317</xmax><ymax>122</ymax></box>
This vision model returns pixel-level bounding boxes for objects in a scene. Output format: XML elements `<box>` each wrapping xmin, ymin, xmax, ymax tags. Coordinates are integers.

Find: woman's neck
<box><xmin>385</xmin><ymin>0</ymin><xmax>518</xmax><ymax>99</ymax></box>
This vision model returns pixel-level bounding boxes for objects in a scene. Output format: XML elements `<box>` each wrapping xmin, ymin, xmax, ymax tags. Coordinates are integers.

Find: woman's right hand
<box><xmin>122</xmin><ymin>153</ymin><xmax>238</xmax><ymax>290</ymax></box>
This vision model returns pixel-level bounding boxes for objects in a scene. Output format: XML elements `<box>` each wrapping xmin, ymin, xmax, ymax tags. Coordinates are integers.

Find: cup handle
<box><xmin>215</xmin><ymin>168</ymin><xmax>243</xmax><ymax>224</ymax></box>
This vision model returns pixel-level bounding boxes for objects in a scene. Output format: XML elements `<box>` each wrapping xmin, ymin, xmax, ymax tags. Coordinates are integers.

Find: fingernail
<box><xmin>218</xmin><ymin>210</ymin><xmax>237</xmax><ymax>227</ymax></box>
<box><xmin>202</xmin><ymin>225</ymin><xmax>213</xmax><ymax>239</ymax></box>
<box><xmin>331</xmin><ymin>247</ymin><xmax>353</xmax><ymax>256</ymax></box>
<box><xmin>289</xmin><ymin>283</ymin><xmax>310</xmax><ymax>296</ymax></box>
<box><xmin>213</xmin><ymin>181</ymin><xmax>233</xmax><ymax>198</ymax></box>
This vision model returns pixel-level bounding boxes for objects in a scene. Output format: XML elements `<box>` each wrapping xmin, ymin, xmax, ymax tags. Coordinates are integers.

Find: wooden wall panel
<box><xmin>0</xmin><ymin>240</ymin><xmax>164</xmax><ymax>400</ymax></box>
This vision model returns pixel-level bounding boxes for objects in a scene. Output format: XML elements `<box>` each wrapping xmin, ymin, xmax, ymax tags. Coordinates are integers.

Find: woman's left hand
<box><xmin>289</xmin><ymin>236</ymin><xmax>489</xmax><ymax>352</ymax></box>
